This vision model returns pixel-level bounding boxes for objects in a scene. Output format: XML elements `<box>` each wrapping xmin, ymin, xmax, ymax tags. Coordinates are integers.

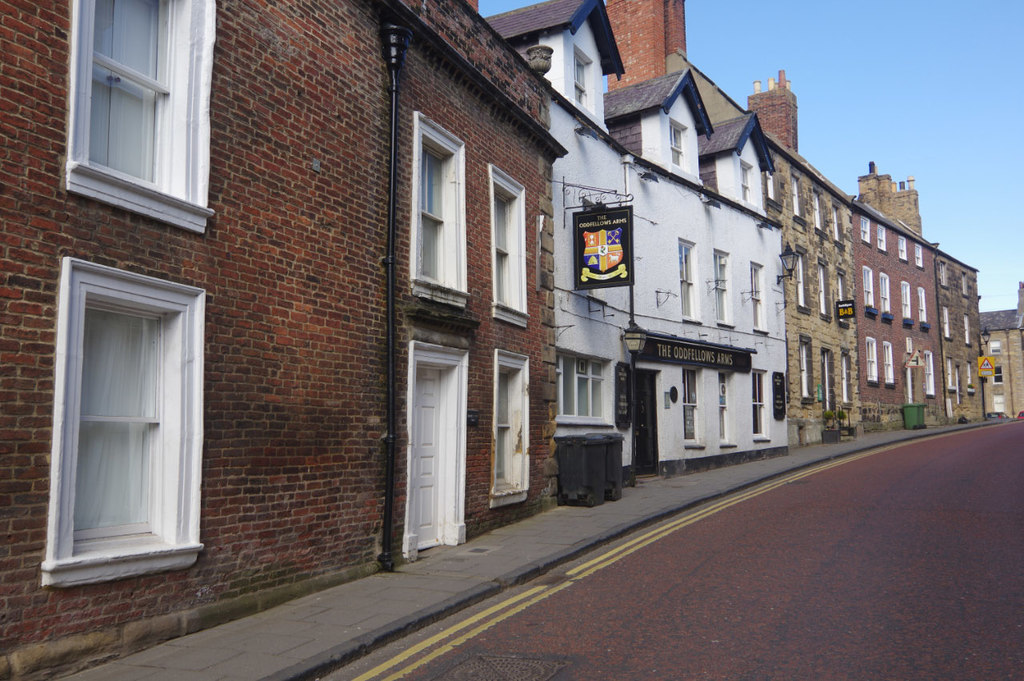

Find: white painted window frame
<box><xmin>491</xmin><ymin>351</ymin><xmax>529</xmax><ymax>507</ymax></box>
<box><xmin>43</xmin><ymin>258</ymin><xmax>205</xmax><ymax>586</ymax></box>
<box><xmin>411</xmin><ymin>113</ymin><xmax>467</xmax><ymax>307</ymax></box>
<box><xmin>489</xmin><ymin>165</ymin><xmax>527</xmax><ymax>325</ymax></box>
<box><xmin>865</xmin><ymin>337</ymin><xmax>878</xmax><ymax>382</ymax></box>
<box><xmin>65</xmin><ymin>0</ymin><xmax>215</xmax><ymax>233</ymax></box>
<box><xmin>882</xmin><ymin>341</ymin><xmax>894</xmax><ymax>385</ymax></box>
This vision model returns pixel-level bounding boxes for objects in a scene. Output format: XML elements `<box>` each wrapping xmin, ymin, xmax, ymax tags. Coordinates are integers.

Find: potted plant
<box><xmin>967</xmin><ymin>383</ymin><xmax>976</xmax><ymax>395</ymax></box>
<box><xmin>836</xmin><ymin>409</ymin><xmax>854</xmax><ymax>436</ymax></box>
<box><xmin>822</xmin><ymin>409</ymin><xmax>841</xmax><ymax>443</ymax></box>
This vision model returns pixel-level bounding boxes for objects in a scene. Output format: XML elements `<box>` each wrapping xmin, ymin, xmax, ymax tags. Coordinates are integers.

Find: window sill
<box><xmin>556</xmin><ymin>415</ymin><xmax>612</xmax><ymax>427</ymax></box>
<box><xmin>753</xmin><ymin>436</ymin><xmax>772</xmax><ymax>443</ymax></box>
<box><xmin>67</xmin><ymin>162</ymin><xmax>213</xmax><ymax>234</ymax></box>
<box><xmin>683</xmin><ymin>442</ymin><xmax>706</xmax><ymax>450</ymax></box>
<box><xmin>489</xmin><ymin>488</ymin><xmax>528</xmax><ymax>509</ymax></box>
<box><xmin>493</xmin><ymin>304</ymin><xmax>529</xmax><ymax>328</ymax></box>
<box><xmin>41</xmin><ymin>539</ymin><xmax>203</xmax><ymax>587</ymax></box>
<box><xmin>753</xmin><ymin>328</ymin><xmax>770</xmax><ymax>335</ymax></box>
<box><xmin>796</xmin><ymin>305</ymin><xmax>812</xmax><ymax>316</ymax></box>
<box><xmin>716</xmin><ymin>322</ymin><xmax>735</xmax><ymax>329</ymax></box>
<box><xmin>412</xmin><ymin>280</ymin><xmax>469</xmax><ymax>308</ymax></box>
<box><xmin>719</xmin><ymin>443</ymin><xmax>738</xmax><ymax>449</ymax></box>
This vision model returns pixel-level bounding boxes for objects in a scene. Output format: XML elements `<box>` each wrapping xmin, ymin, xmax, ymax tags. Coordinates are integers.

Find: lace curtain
<box><xmin>74</xmin><ymin>307</ymin><xmax>158</xmax><ymax>534</ymax></box>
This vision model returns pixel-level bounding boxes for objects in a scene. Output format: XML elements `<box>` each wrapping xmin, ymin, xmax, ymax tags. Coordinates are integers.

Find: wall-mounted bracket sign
<box><xmin>573</xmin><ymin>206</ymin><xmax>634</xmax><ymax>290</ymax></box>
<box><xmin>836</xmin><ymin>299</ymin><xmax>856</xmax><ymax>320</ymax></box>
<box><xmin>772</xmin><ymin>372</ymin><xmax>786</xmax><ymax>420</ymax></box>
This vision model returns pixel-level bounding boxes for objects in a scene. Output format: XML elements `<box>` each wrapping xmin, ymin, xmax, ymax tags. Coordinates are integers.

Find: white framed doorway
<box><xmin>404</xmin><ymin>342</ymin><xmax>467</xmax><ymax>560</ymax></box>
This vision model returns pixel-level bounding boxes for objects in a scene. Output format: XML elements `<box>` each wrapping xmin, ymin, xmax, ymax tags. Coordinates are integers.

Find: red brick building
<box><xmin>0</xmin><ymin>0</ymin><xmax>561</xmax><ymax>676</ymax></box>
<box><xmin>852</xmin><ymin>168</ymin><xmax>943</xmax><ymax>428</ymax></box>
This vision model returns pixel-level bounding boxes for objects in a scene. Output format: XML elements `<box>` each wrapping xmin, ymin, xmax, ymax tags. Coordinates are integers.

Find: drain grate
<box><xmin>431</xmin><ymin>654</ymin><xmax>568</xmax><ymax>680</ymax></box>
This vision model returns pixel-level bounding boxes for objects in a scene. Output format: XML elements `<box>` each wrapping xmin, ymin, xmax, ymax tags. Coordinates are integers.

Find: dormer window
<box><xmin>670</xmin><ymin>122</ymin><xmax>686</xmax><ymax>167</ymax></box>
<box><xmin>573</xmin><ymin>51</ymin><xmax>590</xmax><ymax>108</ymax></box>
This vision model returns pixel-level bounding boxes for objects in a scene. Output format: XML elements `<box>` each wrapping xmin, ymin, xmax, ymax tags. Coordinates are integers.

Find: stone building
<box><xmin>933</xmin><ymin>250</ymin><xmax>983</xmax><ymax>421</ymax></box>
<box><xmin>0</xmin><ymin>0</ymin><xmax>561</xmax><ymax>676</ymax></box>
<box><xmin>979</xmin><ymin>283</ymin><xmax>1024</xmax><ymax>418</ymax></box>
<box><xmin>746</xmin><ymin>73</ymin><xmax>861</xmax><ymax>445</ymax></box>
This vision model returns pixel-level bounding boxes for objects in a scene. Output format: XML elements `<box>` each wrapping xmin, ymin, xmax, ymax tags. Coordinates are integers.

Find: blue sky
<box><xmin>478</xmin><ymin>0</ymin><xmax>1024</xmax><ymax>312</ymax></box>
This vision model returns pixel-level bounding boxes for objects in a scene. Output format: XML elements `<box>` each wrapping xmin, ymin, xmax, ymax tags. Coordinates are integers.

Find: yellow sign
<box><xmin>978</xmin><ymin>356</ymin><xmax>996</xmax><ymax>377</ymax></box>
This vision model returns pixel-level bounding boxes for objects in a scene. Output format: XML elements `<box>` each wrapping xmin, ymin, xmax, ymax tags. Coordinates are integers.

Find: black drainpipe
<box><xmin>378</xmin><ymin>22</ymin><xmax>412</xmax><ymax>572</ymax></box>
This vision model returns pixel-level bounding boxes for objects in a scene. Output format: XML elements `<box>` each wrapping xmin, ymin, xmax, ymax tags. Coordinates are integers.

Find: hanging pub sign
<box><xmin>836</xmin><ymin>299</ymin><xmax>856</xmax><ymax>320</ymax></box>
<box><xmin>573</xmin><ymin>205</ymin><xmax>634</xmax><ymax>289</ymax></box>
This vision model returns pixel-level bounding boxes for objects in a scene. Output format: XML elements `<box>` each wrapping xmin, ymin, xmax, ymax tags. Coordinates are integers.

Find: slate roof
<box><xmin>697</xmin><ymin>114</ymin><xmax>774</xmax><ymax>173</ymax></box>
<box><xmin>604</xmin><ymin>71</ymin><xmax>712</xmax><ymax>137</ymax></box>
<box><xmin>487</xmin><ymin>0</ymin><xmax>624</xmax><ymax>76</ymax></box>
<box><xmin>980</xmin><ymin>309</ymin><xmax>1022</xmax><ymax>331</ymax></box>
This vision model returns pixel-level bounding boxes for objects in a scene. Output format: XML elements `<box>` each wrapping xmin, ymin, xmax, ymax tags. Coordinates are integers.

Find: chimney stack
<box><xmin>606</xmin><ymin>0</ymin><xmax>687</xmax><ymax>91</ymax></box>
<box><xmin>747</xmin><ymin>69</ymin><xmax>798</xmax><ymax>151</ymax></box>
<box><xmin>857</xmin><ymin>163</ymin><xmax>923</xmax><ymax>237</ymax></box>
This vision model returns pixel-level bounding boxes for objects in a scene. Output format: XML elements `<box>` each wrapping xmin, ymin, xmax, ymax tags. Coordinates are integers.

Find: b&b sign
<box><xmin>573</xmin><ymin>206</ymin><xmax>634</xmax><ymax>290</ymax></box>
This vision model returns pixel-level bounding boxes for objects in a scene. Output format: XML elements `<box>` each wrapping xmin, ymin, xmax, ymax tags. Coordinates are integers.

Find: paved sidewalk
<box><xmin>62</xmin><ymin>423</ymin><xmax>990</xmax><ymax>681</ymax></box>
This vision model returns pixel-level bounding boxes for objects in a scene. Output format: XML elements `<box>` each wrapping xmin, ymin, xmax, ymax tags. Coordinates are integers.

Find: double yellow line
<box><xmin>352</xmin><ymin>446</ymin><xmax>892</xmax><ymax>681</ymax></box>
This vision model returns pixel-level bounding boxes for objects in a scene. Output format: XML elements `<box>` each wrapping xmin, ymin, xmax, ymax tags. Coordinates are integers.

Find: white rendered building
<box><xmin>489</xmin><ymin>0</ymin><xmax>789</xmax><ymax>476</ymax></box>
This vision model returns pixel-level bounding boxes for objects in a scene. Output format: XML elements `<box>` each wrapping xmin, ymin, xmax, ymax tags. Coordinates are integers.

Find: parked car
<box><xmin>985</xmin><ymin>412</ymin><xmax>1010</xmax><ymax>421</ymax></box>
<box><xmin>1017</xmin><ymin>411</ymin><xmax>1024</xmax><ymax>420</ymax></box>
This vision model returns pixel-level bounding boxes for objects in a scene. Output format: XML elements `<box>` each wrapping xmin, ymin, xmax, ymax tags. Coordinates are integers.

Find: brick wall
<box><xmin>747</xmin><ymin>72</ymin><xmax>798</xmax><ymax>153</ymax></box>
<box><xmin>0</xmin><ymin>0</ymin><xmax>557</xmax><ymax>676</ymax></box>
<box><xmin>606</xmin><ymin>0</ymin><xmax>686</xmax><ymax>91</ymax></box>
<box><xmin>853</xmin><ymin>212</ymin><xmax>942</xmax><ymax>429</ymax></box>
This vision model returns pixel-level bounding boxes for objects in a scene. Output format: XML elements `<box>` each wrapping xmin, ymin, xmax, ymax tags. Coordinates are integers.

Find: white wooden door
<box><xmin>411</xmin><ymin>367</ymin><xmax>441</xmax><ymax>550</ymax></box>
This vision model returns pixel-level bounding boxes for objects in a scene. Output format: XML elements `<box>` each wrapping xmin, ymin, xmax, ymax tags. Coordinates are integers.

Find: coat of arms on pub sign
<box><xmin>573</xmin><ymin>205</ymin><xmax>634</xmax><ymax>290</ymax></box>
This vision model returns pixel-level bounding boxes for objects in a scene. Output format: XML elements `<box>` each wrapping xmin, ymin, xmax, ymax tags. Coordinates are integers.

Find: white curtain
<box><xmin>74</xmin><ymin>307</ymin><xmax>158</xmax><ymax>533</ymax></box>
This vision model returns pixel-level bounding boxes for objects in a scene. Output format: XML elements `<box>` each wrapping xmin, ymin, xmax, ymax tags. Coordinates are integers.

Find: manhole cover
<box><xmin>431</xmin><ymin>654</ymin><xmax>568</xmax><ymax>680</ymax></box>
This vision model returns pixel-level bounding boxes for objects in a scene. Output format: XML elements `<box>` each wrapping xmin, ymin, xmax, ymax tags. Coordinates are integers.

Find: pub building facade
<box><xmin>488</xmin><ymin>0</ymin><xmax>789</xmax><ymax>478</ymax></box>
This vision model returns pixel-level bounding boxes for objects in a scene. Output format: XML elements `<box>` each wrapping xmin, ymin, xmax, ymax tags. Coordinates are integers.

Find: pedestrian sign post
<box><xmin>978</xmin><ymin>356</ymin><xmax>996</xmax><ymax>377</ymax></box>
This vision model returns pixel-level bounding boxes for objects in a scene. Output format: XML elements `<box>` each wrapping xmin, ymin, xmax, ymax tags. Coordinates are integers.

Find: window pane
<box><xmin>576</xmin><ymin>375</ymin><xmax>589</xmax><ymax>415</ymax></box>
<box><xmin>559</xmin><ymin>357</ymin><xmax>574</xmax><ymax>415</ymax></box>
<box><xmin>94</xmin><ymin>0</ymin><xmax>161</xmax><ymax>78</ymax></box>
<box><xmin>75</xmin><ymin>421</ymin><xmax>152</xmax><ymax>530</ymax></box>
<box><xmin>76</xmin><ymin>307</ymin><xmax>159</xmax><ymax>532</ymax></box>
<box><xmin>90</xmin><ymin>65</ymin><xmax>157</xmax><ymax>180</ymax></box>
<box><xmin>81</xmin><ymin>308</ymin><xmax>158</xmax><ymax>418</ymax></box>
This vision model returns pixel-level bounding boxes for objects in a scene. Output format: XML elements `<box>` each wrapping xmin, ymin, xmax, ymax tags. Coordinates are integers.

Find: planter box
<box><xmin>821</xmin><ymin>428</ymin><xmax>841</xmax><ymax>444</ymax></box>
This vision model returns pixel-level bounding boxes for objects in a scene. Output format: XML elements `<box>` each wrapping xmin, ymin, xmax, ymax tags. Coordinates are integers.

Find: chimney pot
<box><xmin>891</xmin><ymin>182</ymin><xmax>898</xmax><ymax>192</ymax></box>
<box><xmin>907</xmin><ymin>176</ymin><xmax>915</xmax><ymax>190</ymax></box>
<box><xmin>778</xmin><ymin>69</ymin><xmax>786</xmax><ymax>86</ymax></box>
<box><xmin>899</xmin><ymin>181</ymin><xmax>906</xmax><ymax>190</ymax></box>
<box><xmin>768</xmin><ymin>77</ymin><xmax>775</xmax><ymax>90</ymax></box>
<box><xmin>753</xmin><ymin>80</ymin><xmax>761</xmax><ymax>93</ymax></box>
<box><xmin>868</xmin><ymin>161</ymin><xmax>876</xmax><ymax>174</ymax></box>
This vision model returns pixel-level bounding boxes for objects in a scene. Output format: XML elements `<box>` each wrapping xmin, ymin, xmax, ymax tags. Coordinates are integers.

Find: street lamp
<box><xmin>777</xmin><ymin>243</ymin><xmax>798</xmax><ymax>284</ymax></box>
<box><xmin>979</xmin><ymin>327</ymin><xmax>991</xmax><ymax>416</ymax></box>
<box><xmin>624</xmin><ymin>323</ymin><xmax>647</xmax><ymax>354</ymax></box>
